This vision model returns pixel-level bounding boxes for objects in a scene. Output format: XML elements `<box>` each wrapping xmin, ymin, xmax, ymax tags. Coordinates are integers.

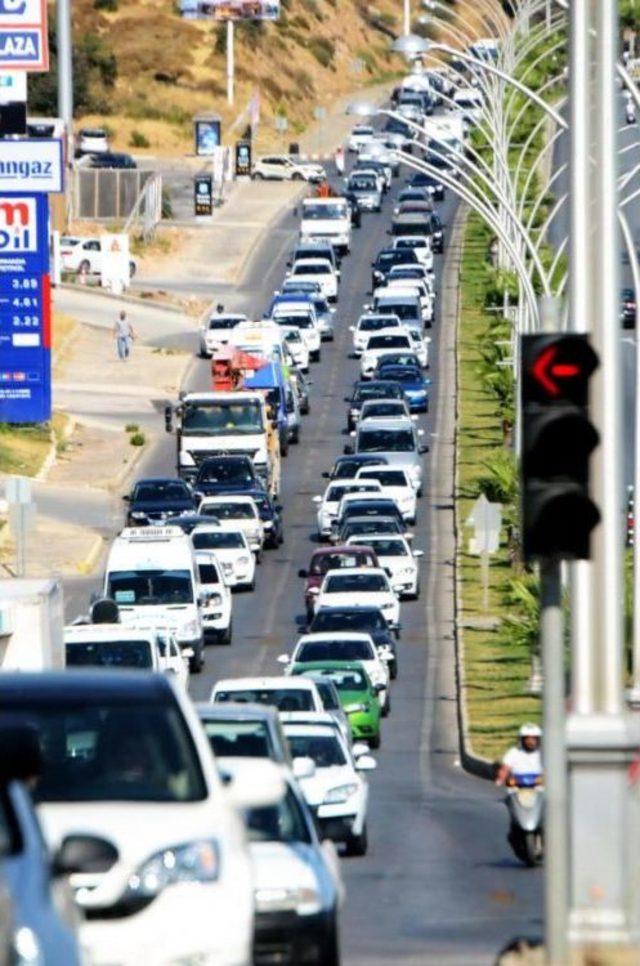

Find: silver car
<box><xmin>346</xmin><ymin>173</ymin><xmax>382</xmax><ymax>212</ymax></box>
<box><xmin>345</xmin><ymin>416</ymin><xmax>428</xmax><ymax>497</ymax></box>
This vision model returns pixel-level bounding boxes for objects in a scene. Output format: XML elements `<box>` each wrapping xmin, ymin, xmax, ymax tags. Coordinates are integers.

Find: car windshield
<box><xmin>293</xmin><ymin>263</ymin><xmax>330</xmax><ymax>275</ymax></box>
<box><xmin>354</xmin><ymin>384</ymin><xmax>402</xmax><ymax>401</ymax></box>
<box><xmin>368</xmin><ymin>539</ymin><xmax>408</xmax><ymax>556</ymax></box>
<box><xmin>312</xmin><ymin>680</ymin><xmax>340</xmax><ymax>710</ymax></box>
<box><xmin>360</xmin><ymin>317</ymin><xmax>398</xmax><ymax>331</ymax></box>
<box><xmin>324</xmin><ymin>669</ymin><xmax>368</xmax><ymax>692</ymax></box>
<box><xmin>367</xmin><ymin>335</ymin><xmax>411</xmax><ymax>350</ymax></box>
<box><xmin>183</xmin><ymin>402</ymin><xmax>264</xmax><ymax>437</ymax></box>
<box><xmin>376</xmin><ymin>303</ymin><xmax>419</xmax><ymax>321</ymax></box>
<box><xmin>133</xmin><ymin>482</ymin><xmax>191</xmax><ymax>503</ymax></box>
<box><xmin>343</xmin><ymin>520</ymin><xmax>400</xmax><ymax>537</ymax></box>
<box><xmin>208</xmin><ymin>316</ymin><xmax>243</xmax><ymax>330</ymax></box>
<box><xmin>275</xmin><ymin>314</ymin><xmax>313</xmax><ymax>329</ymax></box>
<box><xmin>197</xmin><ymin>461</ymin><xmax>254</xmax><ymax>484</ymax></box>
<box><xmin>362</xmin><ymin>403</ymin><xmax>406</xmax><ymax>418</ymax></box>
<box><xmin>246</xmin><ymin>786</ymin><xmax>311</xmax><ymax>844</ymax></box>
<box><xmin>350</xmin><ymin>177</ymin><xmax>377</xmax><ymax>191</ymax></box>
<box><xmin>201</xmin><ymin>719</ymin><xmax>272</xmax><ymax>758</ymax></box>
<box><xmin>108</xmin><ymin>570</ymin><xmax>193</xmax><ymax>605</ymax></box>
<box><xmin>214</xmin><ymin>689</ymin><xmax>315</xmax><ymax>712</ymax></box>
<box><xmin>390</xmin><ymin>268</ymin><xmax>424</xmax><ymax>279</ymax></box>
<box><xmin>298</xmin><ymin>639</ymin><xmax>374</xmax><ymax>662</ymax></box>
<box><xmin>4</xmin><ymin>701</ymin><xmax>207</xmax><ymax>803</ymax></box>
<box><xmin>65</xmin><ymin>640</ymin><xmax>153</xmax><ymax>669</ymax></box>
<box><xmin>325</xmin><ymin>573</ymin><xmax>387</xmax><ymax>593</ymax></box>
<box><xmin>326</xmin><ymin>485</ymin><xmax>376</xmax><ymax>504</ymax></box>
<box><xmin>193</xmin><ymin>531</ymin><xmax>245</xmax><ymax>550</ymax></box>
<box><xmin>198</xmin><ymin>563</ymin><xmax>221</xmax><ymax>585</ymax></box>
<box><xmin>397</xmin><ymin>239</ymin><xmax>427</xmax><ymax>250</ymax></box>
<box><xmin>360</xmin><ymin>470</ymin><xmax>408</xmax><ymax>486</ymax></box>
<box><xmin>204</xmin><ymin>503</ymin><xmax>255</xmax><ymax>520</ymax></box>
<box><xmin>379</xmin><ymin>368</ymin><xmax>422</xmax><ymax>384</ymax></box>
<box><xmin>313</xmin><ymin>609</ymin><xmax>387</xmax><ymax>633</ymax></box>
<box><xmin>358</xmin><ymin>429</ymin><xmax>416</xmax><ymax>452</ymax></box>
<box><xmin>286</xmin><ymin>732</ymin><xmax>346</xmax><ymax>767</ymax></box>
<box><xmin>303</xmin><ymin>203</ymin><xmax>348</xmax><ymax>220</ymax></box>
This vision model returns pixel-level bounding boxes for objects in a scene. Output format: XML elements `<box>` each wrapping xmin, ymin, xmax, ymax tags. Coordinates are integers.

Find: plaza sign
<box><xmin>0</xmin><ymin>0</ymin><xmax>48</xmax><ymax>71</ymax></box>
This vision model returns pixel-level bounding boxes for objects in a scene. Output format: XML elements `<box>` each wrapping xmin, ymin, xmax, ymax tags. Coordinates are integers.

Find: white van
<box><xmin>64</xmin><ymin>623</ymin><xmax>190</xmax><ymax>687</ymax></box>
<box><xmin>103</xmin><ymin>527</ymin><xmax>205</xmax><ymax>673</ymax></box>
<box><xmin>300</xmin><ymin>197</ymin><xmax>352</xmax><ymax>255</ymax></box>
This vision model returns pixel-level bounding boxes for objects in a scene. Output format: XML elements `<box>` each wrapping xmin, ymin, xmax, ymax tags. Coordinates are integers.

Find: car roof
<box><xmin>322</xmin><ymin>566</ymin><xmax>388</xmax><ymax>579</ymax></box>
<box><xmin>311</xmin><ymin>545</ymin><xmax>374</xmax><ymax>557</ymax></box>
<box><xmin>133</xmin><ymin>476</ymin><xmax>187</xmax><ymax>486</ymax></box>
<box><xmin>314</xmin><ymin>605</ymin><xmax>384</xmax><ymax>616</ymax></box>
<box><xmin>358</xmin><ymin>417</ymin><xmax>415</xmax><ymax>431</ymax></box>
<box><xmin>0</xmin><ymin>670</ymin><xmax>172</xmax><ymax>701</ymax></box>
<box><xmin>195</xmin><ymin>701</ymin><xmax>281</xmax><ymax>723</ymax></box>
<box><xmin>200</xmin><ymin>494</ymin><xmax>257</xmax><ymax>504</ymax></box>
<box><xmin>278</xmin><ymin>711</ymin><xmax>340</xmax><ymax>728</ymax></box>
<box><xmin>213</xmin><ymin>676</ymin><xmax>317</xmax><ymax>691</ymax></box>
<box><xmin>297</xmin><ymin>631</ymin><xmax>375</xmax><ymax>643</ymax></box>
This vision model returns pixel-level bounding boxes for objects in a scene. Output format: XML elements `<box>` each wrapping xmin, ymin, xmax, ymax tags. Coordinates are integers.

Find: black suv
<box><xmin>344</xmin><ymin>380</ymin><xmax>408</xmax><ymax>431</ymax></box>
<box><xmin>194</xmin><ymin>455</ymin><xmax>258</xmax><ymax>496</ymax></box>
<box><xmin>371</xmin><ymin>247</ymin><xmax>419</xmax><ymax>289</ymax></box>
<box><xmin>310</xmin><ymin>605</ymin><xmax>399</xmax><ymax>676</ymax></box>
<box><xmin>124</xmin><ymin>477</ymin><xmax>196</xmax><ymax>526</ymax></box>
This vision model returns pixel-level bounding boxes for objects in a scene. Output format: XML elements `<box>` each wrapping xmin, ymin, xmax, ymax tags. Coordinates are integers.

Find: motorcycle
<box><xmin>504</xmin><ymin>773</ymin><xmax>544</xmax><ymax>867</ymax></box>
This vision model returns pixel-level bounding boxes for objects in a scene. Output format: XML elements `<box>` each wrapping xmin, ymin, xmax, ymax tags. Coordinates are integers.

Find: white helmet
<box><xmin>519</xmin><ymin>723</ymin><xmax>542</xmax><ymax>747</ymax></box>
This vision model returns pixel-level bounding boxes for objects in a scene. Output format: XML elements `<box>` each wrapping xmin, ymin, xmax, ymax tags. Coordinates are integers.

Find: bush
<box><xmin>129</xmin><ymin>129</ymin><xmax>150</xmax><ymax>148</ymax></box>
<box><xmin>94</xmin><ymin>0</ymin><xmax>118</xmax><ymax>9</ymax></box>
<box><xmin>28</xmin><ymin>25</ymin><xmax>117</xmax><ymax>116</ymax></box>
<box><xmin>129</xmin><ymin>432</ymin><xmax>146</xmax><ymax>447</ymax></box>
<box><xmin>308</xmin><ymin>37</ymin><xmax>335</xmax><ymax>68</ymax></box>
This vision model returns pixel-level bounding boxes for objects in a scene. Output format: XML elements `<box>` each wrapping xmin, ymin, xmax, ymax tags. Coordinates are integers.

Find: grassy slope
<box><xmin>457</xmin><ymin>213</ymin><xmax>541</xmax><ymax>762</ymax></box>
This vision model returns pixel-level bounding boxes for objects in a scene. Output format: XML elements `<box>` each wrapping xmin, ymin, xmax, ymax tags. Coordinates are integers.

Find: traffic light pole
<box><xmin>566</xmin><ymin>0</ymin><xmax>640</xmax><ymax>949</ymax></box>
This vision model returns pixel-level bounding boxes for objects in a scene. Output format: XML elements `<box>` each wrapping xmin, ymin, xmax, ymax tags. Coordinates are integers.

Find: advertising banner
<box><xmin>235</xmin><ymin>140</ymin><xmax>252</xmax><ymax>178</ymax></box>
<box><xmin>0</xmin><ymin>138</ymin><xmax>63</xmax><ymax>193</ymax></box>
<box><xmin>194</xmin><ymin>175</ymin><xmax>213</xmax><ymax>216</ymax></box>
<box><xmin>99</xmin><ymin>234</ymin><xmax>130</xmax><ymax>293</ymax></box>
<box><xmin>0</xmin><ymin>193</ymin><xmax>51</xmax><ymax>423</ymax></box>
<box><xmin>195</xmin><ymin>117</ymin><xmax>221</xmax><ymax>157</ymax></box>
<box><xmin>0</xmin><ymin>0</ymin><xmax>49</xmax><ymax>71</ymax></box>
<box><xmin>180</xmin><ymin>0</ymin><xmax>279</xmax><ymax>20</ymax></box>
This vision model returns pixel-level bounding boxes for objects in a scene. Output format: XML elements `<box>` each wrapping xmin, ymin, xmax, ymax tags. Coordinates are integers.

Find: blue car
<box><xmin>376</xmin><ymin>364</ymin><xmax>430</xmax><ymax>412</ymax></box>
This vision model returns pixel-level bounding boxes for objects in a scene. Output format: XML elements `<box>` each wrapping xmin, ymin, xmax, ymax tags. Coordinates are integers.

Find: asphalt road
<box><xmin>67</xmin><ymin>167</ymin><xmax>542</xmax><ymax>963</ymax></box>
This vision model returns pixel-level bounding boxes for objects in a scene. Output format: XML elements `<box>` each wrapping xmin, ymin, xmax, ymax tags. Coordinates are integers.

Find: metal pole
<box><xmin>403</xmin><ymin>0</ymin><xmax>410</xmax><ymax>36</ymax></box>
<box><xmin>16</xmin><ymin>504</ymin><xmax>26</xmax><ymax>578</ymax></box>
<box><xmin>56</xmin><ymin>0</ymin><xmax>73</xmax><ymax>135</ymax></box>
<box><xmin>567</xmin><ymin>0</ymin><xmax>640</xmax><ymax>950</ymax></box>
<box><xmin>540</xmin><ymin>558</ymin><xmax>568</xmax><ymax>965</ymax></box>
<box><xmin>227</xmin><ymin>19</ymin><xmax>235</xmax><ymax>106</ymax></box>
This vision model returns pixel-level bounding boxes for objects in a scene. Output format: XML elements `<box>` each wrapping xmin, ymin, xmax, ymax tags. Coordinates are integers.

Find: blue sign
<box><xmin>0</xmin><ymin>0</ymin><xmax>48</xmax><ymax>71</ymax></box>
<box><xmin>0</xmin><ymin>192</ymin><xmax>51</xmax><ymax>423</ymax></box>
<box><xmin>0</xmin><ymin>29</ymin><xmax>43</xmax><ymax>64</ymax></box>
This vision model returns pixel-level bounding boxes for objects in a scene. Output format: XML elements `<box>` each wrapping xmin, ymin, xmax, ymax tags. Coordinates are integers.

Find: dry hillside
<box><xmin>70</xmin><ymin>0</ymin><xmax>409</xmax><ymax>155</ymax></box>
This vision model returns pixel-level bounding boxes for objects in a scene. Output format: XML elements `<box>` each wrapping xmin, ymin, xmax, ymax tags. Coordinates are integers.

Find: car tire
<box><xmin>221</xmin><ymin>622</ymin><xmax>232</xmax><ymax>646</ymax></box>
<box><xmin>252</xmin><ymin>172</ymin><xmax>264</xmax><ymax>180</ymax></box>
<box><xmin>255</xmin><ymin>550</ymin><xmax>262</xmax><ymax>565</ymax></box>
<box><xmin>382</xmin><ymin>694</ymin><xmax>391</xmax><ymax>718</ymax></box>
<box><xmin>345</xmin><ymin>824</ymin><xmax>368</xmax><ymax>857</ymax></box>
<box><xmin>320</xmin><ymin>918</ymin><xmax>341</xmax><ymax>966</ymax></box>
<box><xmin>129</xmin><ymin>261</ymin><xmax>137</xmax><ymax>278</ymax></box>
<box><xmin>189</xmin><ymin>647</ymin><xmax>205</xmax><ymax>674</ymax></box>
<box><xmin>281</xmin><ymin>440</ymin><xmax>289</xmax><ymax>458</ymax></box>
<box><xmin>292</xmin><ymin>172</ymin><xmax>304</xmax><ymax>181</ymax></box>
<box><xmin>292</xmin><ymin>427</ymin><xmax>300</xmax><ymax>444</ymax></box>
<box><xmin>369</xmin><ymin>732</ymin><xmax>381</xmax><ymax>750</ymax></box>
<box><xmin>78</xmin><ymin>259</ymin><xmax>91</xmax><ymax>274</ymax></box>
<box><xmin>411</xmin><ymin>583</ymin><xmax>420</xmax><ymax>601</ymax></box>
<box><xmin>390</xmin><ymin>661</ymin><xmax>398</xmax><ymax>680</ymax></box>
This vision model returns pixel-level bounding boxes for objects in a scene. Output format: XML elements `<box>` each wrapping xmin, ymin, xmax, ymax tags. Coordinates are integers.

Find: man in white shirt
<box><xmin>495</xmin><ymin>723</ymin><xmax>542</xmax><ymax>786</ymax></box>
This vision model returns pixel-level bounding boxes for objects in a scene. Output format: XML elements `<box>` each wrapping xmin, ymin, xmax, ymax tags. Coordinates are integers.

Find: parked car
<box><xmin>77</xmin><ymin>127</ymin><xmax>109</xmax><ymax>155</ymax></box>
<box><xmin>90</xmin><ymin>152</ymin><xmax>137</xmax><ymax>169</ymax></box>
<box><xmin>621</xmin><ymin>287</ymin><xmax>637</xmax><ymax>328</ymax></box>
<box><xmin>253</xmin><ymin>155</ymin><xmax>325</xmax><ymax>183</ymax></box>
<box><xmin>59</xmin><ymin>236</ymin><xmax>137</xmax><ymax>279</ymax></box>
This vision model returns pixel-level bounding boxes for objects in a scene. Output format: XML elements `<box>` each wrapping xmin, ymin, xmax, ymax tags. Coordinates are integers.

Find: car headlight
<box><xmin>323</xmin><ymin>782</ymin><xmax>359</xmax><ymax>805</ymax></box>
<box><xmin>221</xmin><ymin>561</ymin><xmax>234</xmax><ymax>574</ymax></box>
<box><xmin>400</xmin><ymin>567</ymin><xmax>415</xmax><ymax>576</ymax></box>
<box><xmin>208</xmin><ymin>593</ymin><xmax>223</xmax><ymax>606</ymax></box>
<box><xmin>255</xmin><ymin>885</ymin><xmax>321</xmax><ymax>916</ymax></box>
<box><xmin>124</xmin><ymin>840</ymin><xmax>220</xmax><ymax>901</ymax></box>
<box><xmin>130</xmin><ymin>511</ymin><xmax>148</xmax><ymax>520</ymax></box>
<box><xmin>182</xmin><ymin>618</ymin><xmax>199</xmax><ymax>637</ymax></box>
<box><xmin>381</xmin><ymin>601</ymin><xmax>394</xmax><ymax>610</ymax></box>
<box><xmin>238</xmin><ymin>555</ymin><xmax>251</xmax><ymax>566</ymax></box>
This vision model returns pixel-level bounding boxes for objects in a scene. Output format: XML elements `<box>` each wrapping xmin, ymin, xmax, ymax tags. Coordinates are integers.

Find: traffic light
<box><xmin>521</xmin><ymin>334</ymin><xmax>600</xmax><ymax>561</ymax></box>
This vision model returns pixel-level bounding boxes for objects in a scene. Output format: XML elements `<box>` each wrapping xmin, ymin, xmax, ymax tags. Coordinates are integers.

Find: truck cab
<box><xmin>300</xmin><ymin>197</ymin><xmax>352</xmax><ymax>255</ymax></box>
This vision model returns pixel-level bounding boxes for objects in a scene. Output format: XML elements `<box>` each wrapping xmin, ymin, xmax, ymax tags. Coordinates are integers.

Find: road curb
<box><xmin>232</xmin><ymin>184</ymin><xmax>307</xmax><ymax>287</ymax></box>
<box><xmin>76</xmin><ymin>533</ymin><xmax>105</xmax><ymax>576</ymax></box>
<box><xmin>57</xmin><ymin>282</ymin><xmax>188</xmax><ymax>316</ymax></box>
<box><xmin>449</xmin><ymin>203</ymin><xmax>496</xmax><ymax>782</ymax></box>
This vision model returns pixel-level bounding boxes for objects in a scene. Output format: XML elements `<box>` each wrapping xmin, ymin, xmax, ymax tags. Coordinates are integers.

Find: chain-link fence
<box><xmin>73</xmin><ymin>168</ymin><xmax>153</xmax><ymax>221</ymax></box>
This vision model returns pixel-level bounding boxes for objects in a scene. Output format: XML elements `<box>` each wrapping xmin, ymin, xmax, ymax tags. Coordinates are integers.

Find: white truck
<box><xmin>103</xmin><ymin>526</ymin><xmax>206</xmax><ymax>673</ymax></box>
<box><xmin>299</xmin><ymin>197</ymin><xmax>352</xmax><ymax>255</ymax></box>
<box><xmin>0</xmin><ymin>579</ymin><xmax>64</xmax><ymax>670</ymax></box>
<box><xmin>423</xmin><ymin>115</ymin><xmax>465</xmax><ymax>154</ymax></box>
<box><xmin>165</xmin><ymin>390</ymin><xmax>273</xmax><ymax>489</ymax></box>
<box><xmin>64</xmin><ymin>622</ymin><xmax>190</xmax><ymax>687</ymax></box>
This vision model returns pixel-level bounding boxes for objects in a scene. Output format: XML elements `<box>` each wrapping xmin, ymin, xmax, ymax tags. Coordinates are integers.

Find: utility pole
<box><xmin>566</xmin><ymin>0</ymin><xmax>640</xmax><ymax>951</ymax></box>
<box><xmin>227</xmin><ymin>19</ymin><xmax>235</xmax><ymax>106</ymax></box>
<box><xmin>403</xmin><ymin>0</ymin><xmax>411</xmax><ymax>37</ymax></box>
<box><xmin>56</xmin><ymin>0</ymin><xmax>73</xmax><ymax>145</ymax></box>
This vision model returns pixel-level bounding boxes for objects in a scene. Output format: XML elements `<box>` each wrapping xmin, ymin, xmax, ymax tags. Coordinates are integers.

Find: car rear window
<box><xmin>214</xmin><ymin>689</ymin><xmax>315</xmax><ymax>712</ymax></box>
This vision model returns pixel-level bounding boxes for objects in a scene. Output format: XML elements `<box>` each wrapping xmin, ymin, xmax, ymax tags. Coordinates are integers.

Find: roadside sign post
<box><xmin>194</xmin><ymin>174</ymin><xmax>213</xmax><ymax>218</ymax></box>
<box><xmin>275</xmin><ymin>114</ymin><xmax>288</xmax><ymax>152</ymax></box>
<box><xmin>4</xmin><ymin>475</ymin><xmax>35</xmax><ymax>576</ymax></box>
<box><xmin>465</xmin><ymin>494</ymin><xmax>502</xmax><ymax>612</ymax></box>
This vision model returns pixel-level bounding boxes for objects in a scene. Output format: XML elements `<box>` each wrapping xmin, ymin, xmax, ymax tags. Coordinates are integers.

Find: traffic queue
<box><xmin>0</xmin><ymin>80</ymin><xmax>451</xmax><ymax>965</ymax></box>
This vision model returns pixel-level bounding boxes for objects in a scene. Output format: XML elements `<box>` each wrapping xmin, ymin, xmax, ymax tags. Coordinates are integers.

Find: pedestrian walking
<box><xmin>334</xmin><ymin>145</ymin><xmax>345</xmax><ymax>176</ymax></box>
<box><xmin>113</xmin><ymin>310</ymin><xmax>135</xmax><ymax>361</ymax></box>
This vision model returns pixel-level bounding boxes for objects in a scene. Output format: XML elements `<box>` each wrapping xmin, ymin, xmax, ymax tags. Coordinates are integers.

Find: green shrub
<box><xmin>308</xmin><ymin>37</ymin><xmax>335</xmax><ymax>68</ymax></box>
<box><xmin>129</xmin><ymin>432</ymin><xmax>146</xmax><ymax>447</ymax></box>
<box><xmin>129</xmin><ymin>129</ymin><xmax>150</xmax><ymax>148</ymax></box>
<box><xmin>94</xmin><ymin>0</ymin><xmax>118</xmax><ymax>10</ymax></box>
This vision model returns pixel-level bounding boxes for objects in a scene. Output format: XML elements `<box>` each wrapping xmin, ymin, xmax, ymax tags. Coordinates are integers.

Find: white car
<box><xmin>28</xmin><ymin>673</ymin><xmax>283</xmax><ymax>966</ymax></box>
<box><xmin>281</xmin><ymin>719</ymin><xmax>376</xmax><ymax>854</ymax></box>
<box><xmin>381</xmin><ymin>277</ymin><xmax>434</xmax><ymax>324</ymax></box>
<box><xmin>357</xmin><ymin>398</ymin><xmax>414</xmax><ymax>426</ymax></box>
<box><xmin>252</xmin><ymin>154</ymin><xmax>325</xmax><ymax>183</ymax></box>
<box><xmin>356</xmin><ymin>465</ymin><xmax>418</xmax><ymax>522</ymax></box>
<box><xmin>314</xmin><ymin>567</ymin><xmax>401</xmax><ymax>628</ymax></box>
<box><xmin>312</xmin><ymin>479</ymin><xmax>382</xmax><ymax>539</ymax></box>
<box><xmin>280</xmin><ymin>326</ymin><xmax>310</xmax><ymax>371</ymax></box>
<box><xmin>392</xmin><ymin>235</ymin><xmax>435</xmax><ymax>272</ymax></box>
<box><xmin>152</xmin><ymin>627</ymin><xmax>191</xmax><ymax>688</ymax></box>
<box><xmin>287</xmin><ymin>259</ymin><xmax>338</xmax><ymax>303</ymax></box>
<box><xmin>191</xmin><ymin>524</ymin><xmax>257</xmax><ymax>590</ymax></box>
<box><xmin>272</xmin><ymin>308</ymin><xmax>322</xmax><ymax>362</ymax></box>
<box><xmin>347</xmin><ymin>534</ymin><xmax>423</xmax><ymax>599</ymax></box>
<box><xmin>78</xmin><ymin>127</ymin><xmax>109</xmax><ymax>154</ymax></box>
<box><xmin>349</xmin><ymin>313</ymin><xmax>401</xmax><ymax>356</ymax></box>
<box><xmin>198</xmin><ymin>312</ymin><xmax>248</xmax><ymax>357</ymax></box>
<box><xmin>279</xmin><ymin>631</ymin><xmax>390</xmax><ymax>709</ymax></box>
<box><xmin>196</xmin><ymin>549</ymin><xmax>233</xmax><ymax>644</ymax></box>
<box><xmin>360</xmin><ymin>331</ymin><xmax>414</xmax><ymax>378</ymax></box>
<box><xmin>406</xmin><ymin>328</ymin><xmax>431</xmax><ymax>368</ymax></box>
<box><xmin>197</xmin><ymin>495</ymin><xmax>265</xmax><ymax>559</ymax></box>
<box><xmin>60</xmin><ymin>236</ymin><xmax>137</xmax><ymax>279</ymax></box>
<box><xmin>347</xmin><ymin>125</ymin><xmax>375</xmax><ymax>153</ymax></box>
<box><xmin>210</xmin><ymin>676</ymin><xmax>325</xmax><ymax>713</ymax></box>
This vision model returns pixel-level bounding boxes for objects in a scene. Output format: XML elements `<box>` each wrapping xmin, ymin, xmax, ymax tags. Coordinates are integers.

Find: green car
<box><xmin>289</xmin><ymin>660</ymin><xmax>383</xmax><ymax>749</ymax></box>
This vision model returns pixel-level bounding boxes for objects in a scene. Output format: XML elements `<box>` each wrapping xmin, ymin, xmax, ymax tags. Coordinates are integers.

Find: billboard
<box><xmin>0</xmin><ymin>138</ymin><xmax>63</xmax><ymax>193</ymax></box>
<box><xmin>0</xmin><ymin>0</ymin><xmax>49</xmax><ymax>71</ymax></box>
<box><xmin>180</xmin><ymin>0</ymin><xmax>280</xmax><ymax>20</ymax></box>
<box><xmin>0</xmin><ymin>193</ymin><xmax>51</xmax><ymax>423</ymax></box>
<box><xmin>195</xmin><ymin>116</ymin><xmax>221</xmax><ymax>156</ymax></box>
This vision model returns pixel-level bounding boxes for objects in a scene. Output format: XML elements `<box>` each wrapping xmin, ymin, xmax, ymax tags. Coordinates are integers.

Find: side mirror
<box><xmin>277</xmin><ymin>653</ymin><xmax>290</xmax><ymax>665</ymax></box>
<box><xmin>182</xmin><ymin>648</ymin><xmax>195</xmax><ymax>659</ymax></box>
<box><xmin>321</xmin><ymin>471</ymin><xmax>330</xmax><ymax>479</ymax></box>
<box><xmin>343</xmin><ymin>444</ymin><xmax>354</xmax><ymax>455</ymax></box>
<box><xmin>275</xmin><ymin>504</ymin><xmax>283</xmax><ymax>513</ymax></box>
<box><xmin>417</xmin><ymin>429</ymin><xmax>425</xmax><ymax>437</ymax></box>
<box><xmin>164</xmin><ymin>406</ymin><xmax>173</xmax><ymax>433</ymax></box>
<box><xmin>222</xmin><ymin>759</ymin><xmax>285</xmax><ymax>810</ymax></box>
<box><xmin>312</xmin><ymin>495</ymin><xmax>322</xmax><ymax>504</ymax></box>
<box><xmin>413</xmin><ymin>549</ymin><xmax>424</xmax><ymax>558</ymax></box>
<box><xmin>122</xmin><ymin>494</ymin><xmax>130</xmax><ymax>501</ymax></box>
<box><xmin>419</xmin><ymin>444</ymin><xmax>429</xmax><ymax>454</ymax></box>
<box><xmin>373</xmin><ymin>683</ymin><xmax>385</xmax><ymax>694</ymax></box>
<box><xmin>0</xmin><ymin>724</ymin><xmax>43</xmax><ymax>784</ymax></box>
<box><xmin>411</xmin><ymin>414</ymin><xmax>419</xmax><ymax>421</ymax></box>
<box><xmin>352</xmin><ymin>742</ymin><xmax>370</xmax><ymax>758</ymax></box>
<box><xmin>297</xmin><ymin>568</ymin><xmax>308</xmax><ymax>578</ymax></box>
<box><xmin>292</xmin><ymin>756</ymin><xmax>316</xmax><ymax>780</ymax></box>
<box><xmin>349</xmin><ymin>325</ymin><xmax>355</xmax><ymax>332</ymax></box>
<box><xmin>52</xmin><ymin>834</ymin><xmax>119</xmax><ymax>877</ymax></box>
<box><xmin>355</xmin><ymin>754</ymin><xmax>377</xmax><ymax>772</ymax></box>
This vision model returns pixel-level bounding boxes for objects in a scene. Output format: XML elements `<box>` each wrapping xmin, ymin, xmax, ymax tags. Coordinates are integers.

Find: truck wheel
<box><xmin>345</xmin><ymin>824</ymin><xmax>368</xmax><ymax>857</ymax></box>
<box><xmin>189</xmin><ymin>647</ymin><xmax>204</xmax><ymax>674</ymax></box>
<box><xmin>221</xmin><ymin>622</ymin><xmax>232</xmax><ymax>646</ymax></box>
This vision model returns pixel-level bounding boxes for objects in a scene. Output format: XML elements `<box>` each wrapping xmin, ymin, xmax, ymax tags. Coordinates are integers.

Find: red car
<box><xmin>298</xmin><ymin>545</ymin><xmax>379</xmax><ymax>620</ymax></box>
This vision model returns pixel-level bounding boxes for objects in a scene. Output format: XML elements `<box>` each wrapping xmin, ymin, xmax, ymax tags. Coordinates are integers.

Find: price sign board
<box><xmin>0</xmin><ymin>0</ymin><xmax>49</xmax><ymax>71</ymax></box>
<box><xmin>194</xmin><ymin>175</ymin><xmax>213</xmax><ymax>216</ymax></box>
<box><xmin>0</xmin><ymin>193</ymin><xmax>51</xmax><ymax>422</ymax></box>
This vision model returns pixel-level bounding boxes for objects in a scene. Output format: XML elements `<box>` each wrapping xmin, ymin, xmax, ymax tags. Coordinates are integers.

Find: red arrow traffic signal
<box><xmin>523</xmin><ymin>335</ymin><xmax>598</xmax><ymax>406</ymax></box>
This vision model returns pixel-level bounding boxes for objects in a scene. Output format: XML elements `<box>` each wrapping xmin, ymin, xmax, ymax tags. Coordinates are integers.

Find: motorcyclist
<box><xmin>495</xmin><ymin>723</ymin><xmax>543</xmax><ymax>787</ymax></box>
